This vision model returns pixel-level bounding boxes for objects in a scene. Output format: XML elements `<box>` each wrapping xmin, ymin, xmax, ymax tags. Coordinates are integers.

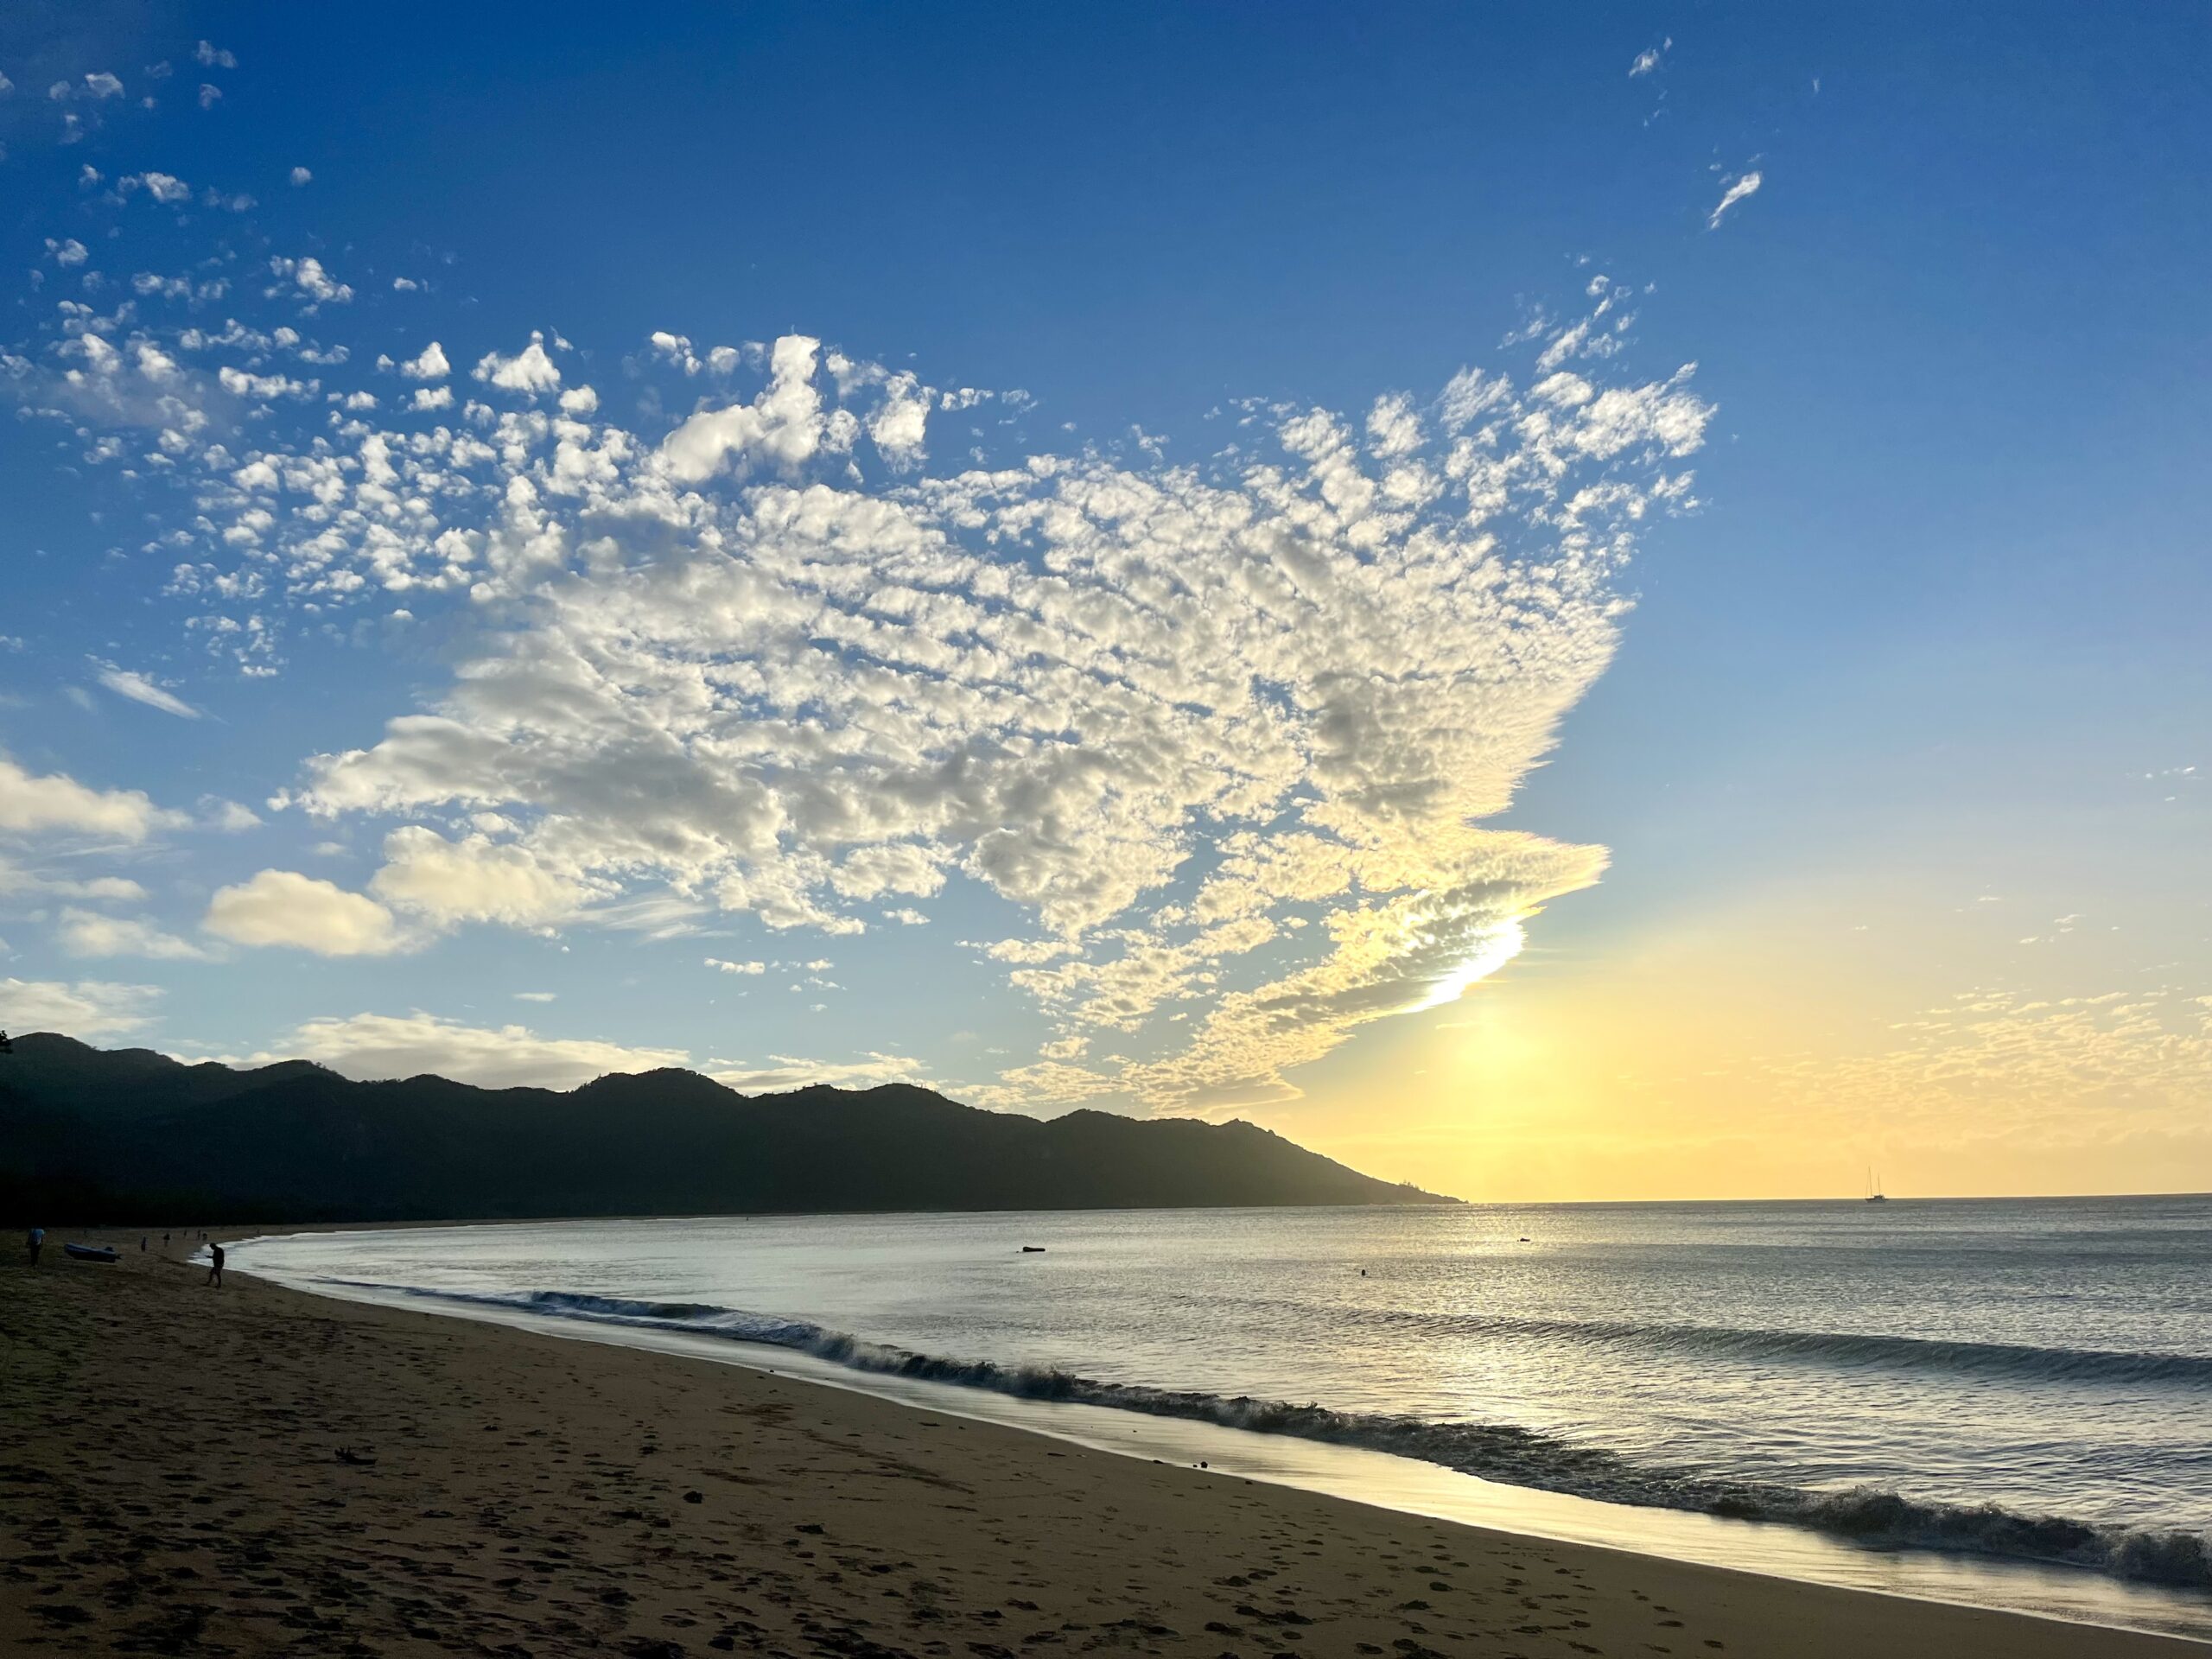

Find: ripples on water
<box><xmin>238</xmin><ymin>1196</ymin><xmax>2212</xmax><ymax>1591</ymax></box>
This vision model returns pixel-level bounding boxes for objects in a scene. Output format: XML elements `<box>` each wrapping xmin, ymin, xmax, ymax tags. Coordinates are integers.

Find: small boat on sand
<box><xmin>63</xmin><ymin>1243</ymin><xmax>121</xmax><ymax>1262</ymax></box>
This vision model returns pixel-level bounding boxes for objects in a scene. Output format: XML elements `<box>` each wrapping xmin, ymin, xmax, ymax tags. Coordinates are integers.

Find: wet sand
<box><xmin>1</xmin><ymin>1230</ymin><xmax>2190</xmax><ymax>1658</ymax></box>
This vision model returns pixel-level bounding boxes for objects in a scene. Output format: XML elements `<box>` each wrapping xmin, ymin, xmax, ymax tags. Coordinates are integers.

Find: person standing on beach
<box><xmin>205</xmin><ymin>1241</ymin><xmax>225</xmax><ymax>1287</ymax></box>
<box><xmin>26</xmin><ymin>1227</ymin><xmax>42</xmax><ymax>1268</ymax></box>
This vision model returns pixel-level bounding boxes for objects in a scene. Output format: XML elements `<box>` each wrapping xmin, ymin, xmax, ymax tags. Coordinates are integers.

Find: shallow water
<box><xmin>235</xmin><ymin>1195</ymin><xmax>2212</xmax><ymax>1639</ymax></box>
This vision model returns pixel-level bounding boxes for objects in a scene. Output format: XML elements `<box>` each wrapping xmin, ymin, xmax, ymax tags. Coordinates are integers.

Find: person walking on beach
<box><xmin>205</xmin><ymin>1241</ymin><xmax>225</xmax><ymax>1287</ymax></box>
<box><xmin>26</xmin><ymin>1227</ymin><xmax>43</xmax><ymax>1268</ymax></box>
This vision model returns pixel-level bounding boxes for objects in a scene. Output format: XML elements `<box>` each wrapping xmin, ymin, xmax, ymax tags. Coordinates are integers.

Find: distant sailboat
<box><xmin>1865</xmin><ymin>1166</ymin><xmax>1889</xmax><ymax>1204</ymax></box>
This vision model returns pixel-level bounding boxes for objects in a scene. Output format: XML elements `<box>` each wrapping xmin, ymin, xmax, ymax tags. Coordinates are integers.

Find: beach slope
<box><xmin>1</xmin><ymin>1236</ymin><xmax>2187</xmax><ymax>1658</ymax></box>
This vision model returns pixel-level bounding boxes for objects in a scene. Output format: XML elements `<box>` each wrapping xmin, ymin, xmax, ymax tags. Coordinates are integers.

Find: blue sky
<box><xmin>3</xmin><ymin>4</ymin><xmax>2208</xmax><ymax>1195</ymax></box>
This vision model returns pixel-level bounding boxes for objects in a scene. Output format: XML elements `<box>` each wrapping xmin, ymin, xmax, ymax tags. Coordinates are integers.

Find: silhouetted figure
<box><xmin>163</xmin><ymin>1232</ymin><xmax>171</xmax><ymax>1251</ymax></box>
<box><xmin>142</xmin><ymin>1236</ymin><xmax>149</xmax><ymax>1253</ymax></box>
<box><xmin>26</xmin><ymin>1227</ymin><xmax>43</xmax><ymax>1268</ymax></box>
<box><xmin>205</xmin><ymin>1242</ymin><xmax>225</xmax><ymax>1287</ymax></box>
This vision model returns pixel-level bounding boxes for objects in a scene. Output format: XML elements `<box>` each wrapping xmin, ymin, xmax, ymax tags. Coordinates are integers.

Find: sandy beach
<box><xmin>1</xmin><ymin>1231</ymin><xmax>2190</xmax><ymax>1659</ymax></box>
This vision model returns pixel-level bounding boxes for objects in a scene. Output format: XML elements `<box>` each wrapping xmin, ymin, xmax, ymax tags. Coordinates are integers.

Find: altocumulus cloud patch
<box><xmin>4</xmin><ymin>119</ymin><xmax>1710</xmax><ymax>1111</ymax></box>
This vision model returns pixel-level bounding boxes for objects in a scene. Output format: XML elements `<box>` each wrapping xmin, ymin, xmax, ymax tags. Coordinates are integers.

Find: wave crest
<box><xmin>322</xmin><ymin>1280</ymin><xmax>2212</xmax><ymax>1590</ymax></box>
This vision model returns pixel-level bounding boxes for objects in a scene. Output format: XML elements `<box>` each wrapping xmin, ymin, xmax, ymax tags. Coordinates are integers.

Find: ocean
<box><xmin>232</xmin><ymin>1195</ymin><xmax>2212</xmax><ymax>1641</ymax></box>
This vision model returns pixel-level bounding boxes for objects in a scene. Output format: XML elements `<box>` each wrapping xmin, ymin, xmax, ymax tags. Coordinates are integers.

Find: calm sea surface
<box><xmin>236</xmin><ymin>1196</ymin><xmax>2212</xmax><ymax>1633</ymax></box>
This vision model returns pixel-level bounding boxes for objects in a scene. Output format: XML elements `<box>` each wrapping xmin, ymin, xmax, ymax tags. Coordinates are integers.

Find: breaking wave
<box><xmin>317</xmin><ymin>1279</ymin><xmax>2212</xmax><ymax>1590</ymax></box>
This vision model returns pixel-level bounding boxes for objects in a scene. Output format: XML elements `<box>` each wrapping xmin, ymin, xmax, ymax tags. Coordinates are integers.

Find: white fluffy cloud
<box><xmin>0</xmin><ymin>758</ymin><xmax>173</xmax><ymax>841</ymax></box>
<box><xmin>223</xmin><ymin>1009</ymin><xmax>687</xmax><ymax>1090</ymax></box>
<box><xmin>660</xmin><ymin>334</ymin><xmax>828</xmax><ymax>480</ymax></box>
<box><xmin>202</xmin><ymin>1008</ymin><xmax>919</xmax><ymax>1095</ymax></box>
<box><xmin>706</xmin><ymin>1052</ymin><xmax>923</xmax><ymax>1092</ymax></box>
<box><xmin>867</xmin><ymin>370</ymin><xmax>931</xmax><ymax>467</ymax></box>
<box><xmin>0</xmin><ymin>976</ymin><xmax>163</xmax><ymax>1038</ymax></box>
<box><xmin>0</xmin><ymin>861</ymin><xmax>148</xmax><ymax>904</ymax></box>
<box><xmin>56</xmin><ymin>906</ymin><xmax>213</xmax><ymax>961</ymax></box>
<box><xmin>399</xmin><ymin>340</ymin><xmax>449</xmax><ymax>380</ymax></box>
<box><xmin>474</xmin><ymin>332</ymin><xmax>561</xmax><ymax>392</ymax></box>
<box><xmin>200</xmin><ymin>798</ymin><xmax>263</xmax><ymax>832</ymax></box>
<box><xmin>369</xmin><ymin>825</ymin><xmax>592</xmax><ymax>928</ymax></box>
<box><xmin>203</xmin><ymin>869</ymin><xmax>405</xmax><ymax>955</ymax></box>
<box><xmin>270</xmin><ymin>254</ymin><xmax>353</xmax><ymax>305</ymax></box>
<box><xmin>131</xmin><ymin>171</ymin><xmax>192</xmax><ymax>204</ymax></box>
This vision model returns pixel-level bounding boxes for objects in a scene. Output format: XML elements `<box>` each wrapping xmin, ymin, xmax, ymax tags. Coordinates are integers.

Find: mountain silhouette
<box><xmin>0</xmin><ymin>1033</ymin><xmax>1455</xmax><ymax>1222</ymax></box>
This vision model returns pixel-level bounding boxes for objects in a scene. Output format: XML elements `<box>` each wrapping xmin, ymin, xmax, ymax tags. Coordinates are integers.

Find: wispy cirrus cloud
<box><xmin>94</xmin><ymin>661</ymin><xmax>200</xmax><ymax>719</ymax></box>
<box><xmin>1740</xmin><ymin>986</ymin><xmax>2212</xmax><ymax>1149</ymax></box>
<box><xmin>1709</xmin><ymin>169</ymin><xmax>1764</xmax><ymax>229</ymax></box>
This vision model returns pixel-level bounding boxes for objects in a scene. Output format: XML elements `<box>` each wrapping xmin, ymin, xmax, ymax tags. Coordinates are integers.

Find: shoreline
<box><xmin>232</xmin><ymin>1216</ymin><xmax>2212</xmax><ymax>1639</ymax></box>
<box><xmin>3</xmin><ymin>1228</ymin><xmax>2199</xmax><ymax>1658</ymax></box>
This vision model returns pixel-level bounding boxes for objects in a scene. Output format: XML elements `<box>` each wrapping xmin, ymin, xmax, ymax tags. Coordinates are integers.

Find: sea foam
<box><xmin>321</xmin><ymin>1278</ymin><xmax>2212</xmax><ymax>1590</ymax></box>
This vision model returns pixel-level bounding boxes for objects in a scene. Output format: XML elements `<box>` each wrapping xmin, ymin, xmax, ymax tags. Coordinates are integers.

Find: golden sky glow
<box><xmin>1284</xmin><ymin>862</ymin><xmax>2212</xmax><ymax>1201</ymax></box>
